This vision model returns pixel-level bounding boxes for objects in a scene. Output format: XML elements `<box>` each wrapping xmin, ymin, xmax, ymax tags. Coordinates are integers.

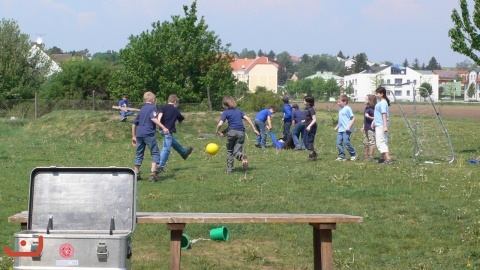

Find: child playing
<box><xmin>156</xmin><ymin>94</ymin><xmax>193</xmax><ymax>173</ymax></box>
<box><xmin>282</xmin><ymin>95</ymin><xmax>292</xmax><ymax>141</ymax></box>
<box><xmin>361</xmin><ymin>94</ymin><xmax>377</xmax><ymax>161</ymax></box>
<box><xmin>291</xmin><ymin>103</ymin><xmax>306</xmax><ymax>150</ymax></box>
<box><xmin>118</xmin><ymin>94</ymin><xmax>135</xmax><ymax>121</ymax></box>
<box><xmin>334</xmin><ymin>94</ymin><xmax>357</xmax><ymax>161</ymax></box>
<box><xmin>303</xmin><ymin>96</ymin><xmax>318</xmax><ymax>160</ymax></box>
<box><xmin>373</xmin><ymin>87</ymin><xmax>392</xmax><ymax>164</ymax></box>
<box><xmin>131</xmin><ymin>92</ymin><xmax>162</xmax><ymax>182</ymax></box>
<box><xmin>254</xmin><ymin>106</ymin><xmax>276</xmax><ymax>149</ymax></box>
<box><xmin>215</xmin><ymin>96</ymin><xmax>259</xmax><ymax>173</ymax></box>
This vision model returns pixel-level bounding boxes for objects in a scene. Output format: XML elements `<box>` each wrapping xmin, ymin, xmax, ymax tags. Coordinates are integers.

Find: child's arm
<box><xmin>244</xmin><ymin>115</ymin><xmax>260</xmax><ymax>135</ymax></box>
<box><xmin>382</xmin><ymin>113</ymin><xmax>388</xmax><ymax>132</ymax></box>
<box><xmin>215</xmin><ymin>120</ymin><xmax>225</xmax><ymax>137</ymax></box>
<box><xmin>156</xmin><ymin>113</ymin><xmax>169</xmax><ymax>134</ymax></box>
<box><xmin>131</xmin><ymin>124</ymin><xmax>137</xmax><ymax>146</ymax></box>
<box><xmin>347</xmin><ymin>116</ymin><xmax>355</xmax><ymax>131</ymax></box>
<box><xmin>266</xmin><ymin>116</ymin><xmax>273</xmax><ymax>130</ymax></box>
<box><xmin>307</xmin><ymin>115</ymin><xmax>316</xmax><ymax>131</ymax></box>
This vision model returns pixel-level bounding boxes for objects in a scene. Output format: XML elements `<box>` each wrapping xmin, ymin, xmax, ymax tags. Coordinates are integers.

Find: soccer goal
<box><xmin>411</xmin><ymin>87</ymin><xmax>455</xmax><ymax>163</ymax></box>
<box><xmin>382</xmin><ymin>84</ymin><xmax>454</xmax><ymax>164</ymax></box>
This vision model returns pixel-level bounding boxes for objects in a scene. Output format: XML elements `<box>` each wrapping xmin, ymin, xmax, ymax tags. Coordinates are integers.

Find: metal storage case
<box><xmin>12</xmin><ymin>167</ymin><xmax>137</xmax><ymax>270</ymax></box>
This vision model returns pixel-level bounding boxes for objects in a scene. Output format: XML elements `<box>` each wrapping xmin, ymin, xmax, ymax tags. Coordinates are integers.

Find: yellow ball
<box><xmin>205</xmin><ymin>143</ymin><xmax>219</xmax><ymax>155</ymax></box>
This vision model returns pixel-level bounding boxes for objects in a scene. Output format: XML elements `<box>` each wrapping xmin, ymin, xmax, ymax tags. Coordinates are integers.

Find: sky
<box><xmin>0</xmin><ymin>0</ymin><xmax>471</xmax><ymax>67</ymax></box>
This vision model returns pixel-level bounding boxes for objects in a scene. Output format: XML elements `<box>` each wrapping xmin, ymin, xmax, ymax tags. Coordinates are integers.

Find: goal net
<box><xmin>385</xmin><ymin>86</ymin><xmax>454</xmax><ymax>164</ymax></box>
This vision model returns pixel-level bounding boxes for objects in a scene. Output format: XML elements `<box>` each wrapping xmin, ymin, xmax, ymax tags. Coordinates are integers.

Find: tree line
<box><xmin>1</xmin><ymin>0</ymin><xmax>479</xmax><ymax>105</ymax></box>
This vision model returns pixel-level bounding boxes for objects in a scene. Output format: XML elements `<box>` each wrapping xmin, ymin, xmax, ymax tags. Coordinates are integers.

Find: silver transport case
<box><xmin>12</xmin><ymin>167</ymin><xmax>137</xmax><ymax>270</ymax></box>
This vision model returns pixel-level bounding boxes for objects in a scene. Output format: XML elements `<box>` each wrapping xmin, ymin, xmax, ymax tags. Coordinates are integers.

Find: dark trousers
<box><xmin>282</xmin><ymin>121</ymin><xmax>292</xmax><ymax>141</ymax></box>
<box><xmin>305</xmin><ymin>123</ymin><xmax>317</xmax><ymax>151</ymax></box>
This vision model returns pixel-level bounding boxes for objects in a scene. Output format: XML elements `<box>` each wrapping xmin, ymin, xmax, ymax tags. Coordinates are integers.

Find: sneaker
<box><xmin>335</xmin><ymin>157</ymin><xmax>347</xmax><ymax>161</ymax></box>
<box><xmin>134</xmin><ymin>170</ymin><xmax>142</xmax><ymax>181</ymax></box>
<box><xmin>149</xmin><ymin>172</ymin><xmax>160</xmax><ymax>182</ymax></box>
<box><xmin>156</xmin><ymin>167</ymin><xmax>165</xmax><ymax>174</ymax></box>
<box><xmin>378</xmin><ymin>159</ymin><xmax>385</xmax><ymax>164</ymax></box>
<box><xmin>242</xmin><ymin>154</ymin><xmax>248</xmax><ymax>170</ymax></box>
<box><xmin>350</xmin><ymin>156</ymin><xmax>357</xmax><ymax>161</ymax></box>
<box><xmin>120</xmin><ymin>117</ymin><xmax>126</xmax><ymax>122</ymax></box>
<box><xmin>308</xmin><ymin>151</ymin><xmax>318</xmax><ymax>161</ymax></box>
<box><xmin>254</xmin><ymin>144</ymin><xmax>261</xmax><ymax>148</ymax></box>
<box><xmin>382</xmin><ymin>159</ymin><xmax>393</xmax><ymax>165</ymax></box>
<box><xmin>181</xmin><ymin>147</ymin><xmax>193</xmax><ymax>160</ymax></box>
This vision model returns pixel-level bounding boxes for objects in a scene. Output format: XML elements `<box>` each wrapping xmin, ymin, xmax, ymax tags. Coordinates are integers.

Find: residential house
<box><xmin>29</xmin><ymin>44</ymin><xmax>62</xmax><ymax>76</ymax></box>
<box><xmin>343</xmin><ymin>65</ymin><xmax>439</xmax><ymax>102</ymax></box>
<box><xmin>51</xmin><ymin>53</ymin><xmax>73</xmax><ymax>64</ymax></box>
<box><xmin>336</xmin><ymin>57</ymin><xmax>387</xmax><ymax>69</ymax></box>
<box><xmin>290</xmin><ymin>72</ymin><xmax>299</xmax><ymax>82</ymax></box>
<box><xmin>304</xmin><ymin>71</ymin><xmax>343</xmax><ymax>86</ymax></box>
<box><xmin>231</xmin><ymin>56</ymin><xmax>279</xmax><ymax>93</ymax></box>
<box><xmin>463</xmin><ymin>69</ymin><xmax>480</xmax><ymax>101</ymax></box>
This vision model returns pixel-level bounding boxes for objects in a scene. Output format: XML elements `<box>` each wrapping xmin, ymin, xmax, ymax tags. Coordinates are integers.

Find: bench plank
<box><xmin>137</xmin><ymin>212</ymin><xmax>363</xmax><ymax>224</ymax></box>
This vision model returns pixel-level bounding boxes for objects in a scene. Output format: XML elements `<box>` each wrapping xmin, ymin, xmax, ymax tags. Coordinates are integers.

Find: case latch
<box><xmin>31</xmin><ymin>239</ymin><xmax>42</xmax><ymax>258</ymax></box>
<box><xmin>96</xmin><ymin>243</ymin><xmax>109</xmax><ymax>260</ymax></box>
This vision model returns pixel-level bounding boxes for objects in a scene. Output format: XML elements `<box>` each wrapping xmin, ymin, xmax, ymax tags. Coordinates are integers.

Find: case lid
<box><xmin>27</xmin><ymin>167</ymin><xmax>136</xmax><ymax>232</ymax></box>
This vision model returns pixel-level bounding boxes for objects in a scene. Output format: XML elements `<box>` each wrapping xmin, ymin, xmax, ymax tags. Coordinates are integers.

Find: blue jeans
<box><xmin>158</xmin><ymin>131</ymin><xmax>187</xmax><ymax>169</ymax></box>
<box><xmin>254</xmin><ymin>119</ymin><xmax>267</xmax><ymax>147</ymax></box>
<box><xmin>283</xmin><ymin>121</ymin><xmax>292</xmax><ymax>141</ymax></box>
<box><xmin>336</xmin><ymin>131</ymin><xmax>356</xmax><ymax>158</ymax></box>
<box><xmin>120</xmin><ymin>110</ymin><xmax>134</xmax><ymax>118</ymax></box>
<box><xmin>292</xmin><ymin>122</ymin><xmax>306</xmax><ymax>149</ymax></box>
<box><xmin>134</xmin><ymin>136</ymin><xmax>160</xmax><ymax>166</ymax></box>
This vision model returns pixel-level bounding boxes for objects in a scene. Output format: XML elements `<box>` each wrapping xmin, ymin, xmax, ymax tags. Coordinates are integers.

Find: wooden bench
<box><xmin>8</xmin><ymin>211</ymin><xmax>362</xmax><ymax>270</ymax></box>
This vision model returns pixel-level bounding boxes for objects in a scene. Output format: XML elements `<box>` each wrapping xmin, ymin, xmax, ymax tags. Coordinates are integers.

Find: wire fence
<box><xmin>0</xmin><ymin>96</ymin><xmax>210</xmax><ymax>119</ymax></box>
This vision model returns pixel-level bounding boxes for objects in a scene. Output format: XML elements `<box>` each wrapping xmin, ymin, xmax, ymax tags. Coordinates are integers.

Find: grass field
<box><xmin>0</xmin><ymin>106</ymin><xmax>479</xmax><ymax>270</ymax></box>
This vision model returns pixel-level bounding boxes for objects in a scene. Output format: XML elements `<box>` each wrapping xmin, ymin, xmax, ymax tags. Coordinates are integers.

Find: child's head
<box><xmin>337</xmin><ymin>94</ymin><xmax>348</xmax><ymax>106</ymax></box>
<box><xmin>143</xmin><ymin>92</ymin><xmax>156</xmax><ymax>103</ymax></box>
<box><xmin>375</xmin><ymin>87</ymin><xmax>387</xmax><ymax>99</ymax></box>
<box><xmin>292</xmin><ymin>103</ymin><xmax>299</xmax><ymax>110</ymax></box>
<box><xmin>222</xmin><ymin>96</ymin><xmax>237</xmax><ymax>109</ymax></box>
<box><xmin>365</xmin><ymin>94</ymin><xmax>377</xmax><ymax>108</ymax></box>
<box><xmin>168</xmin><ymin>94</ymin><xmax>179</xmax><ymax>106</ymax></box>
<box><xmin>304</xmin><ymin>95</ymin><xmax>314</xmax><ymax>106</ymax></box>
<box><xmin>122</xmin><ymin>94</ymin><xmax>128</xmax><ymax>100</ymax></box>
<box><xmin>375</xmin><ymin>87</ymin><xmax>391</xmax><ymax>106</ymax></box>
<box><xmin>282</xmin><ymin>95</ymin><xmax>290</xmax><ymax>104</ymax></box>
<box><xmin>268</xmin><ymin>106</ymin><xmax>276</xmax><ymax>113</ymax></box>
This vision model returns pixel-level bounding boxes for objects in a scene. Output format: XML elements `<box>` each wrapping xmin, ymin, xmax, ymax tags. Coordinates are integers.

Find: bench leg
<box><xmin>311</xmin><ymin>223</ymin><xmax>336</xmax><ymax>270</ymax></box>
<box><xmin>167</xmin><ymin>223</ymin><xmax>186</xmax><ymax>270</ymax></box>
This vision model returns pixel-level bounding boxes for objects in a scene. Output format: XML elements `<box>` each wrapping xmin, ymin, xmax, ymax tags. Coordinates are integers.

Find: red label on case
<box><xmin>59</xmin><ymin>243</ymin><xmax>74</xmax><ymax>258</ymax></box>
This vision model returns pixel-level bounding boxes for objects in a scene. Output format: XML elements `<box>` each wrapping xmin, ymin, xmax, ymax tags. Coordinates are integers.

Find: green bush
<box><xmin>238</xmin><ymin>90</ymin><xmax>283</xmax><ymax>112</ymax></box>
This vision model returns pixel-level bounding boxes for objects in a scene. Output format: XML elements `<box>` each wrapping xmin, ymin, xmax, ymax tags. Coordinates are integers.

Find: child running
<box><xmin>334</xmin><ymin>94</ymin><xmax>357</xmax><ymax>161</ymax></box>
<box><xmin>156</xmin><ymin>94</ymin><xmax>193</xmax><ymax>173</ymax></box>
<box><xmin>131</xmin><ymin>91</ymin><xmax>162</xmax><ymax>182</ymax></box>
<box><xmin>373</xmin><ymin>87</ymin><xmax>392</xmax><ymax>164</ymax></box>
<box><xmin>215</xmin><ymin>96</ymin><xmax>259</xmax><ymax>173</ymax></box>
<box><xmin>361</xmin><ymin>94</ymin><xmax>377</xmax><ymax>161</ymax></box>
<box><xmin>303</xmin><ymin>96</ymin><xmax>318</xmax><ymax>161</ymax></box>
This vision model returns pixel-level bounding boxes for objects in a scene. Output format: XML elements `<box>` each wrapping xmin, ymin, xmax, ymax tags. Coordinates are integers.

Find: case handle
<box><xmin>46</xmin><ymin>215</ymin><xmax>53</xmax><ymax>234</ymax></box>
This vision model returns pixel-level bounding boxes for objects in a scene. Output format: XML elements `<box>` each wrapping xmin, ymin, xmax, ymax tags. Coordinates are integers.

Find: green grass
<box><xmin>1</xmin><ymin>108</ymin><xmax>480</xmax><ymax>269</ymax></box>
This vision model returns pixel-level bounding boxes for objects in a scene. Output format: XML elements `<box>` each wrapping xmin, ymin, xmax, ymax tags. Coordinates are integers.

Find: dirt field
<box><xmin>316</xmin><ymin>102</ymin><xmax>480</xmax><ymax>120</ymax></box>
